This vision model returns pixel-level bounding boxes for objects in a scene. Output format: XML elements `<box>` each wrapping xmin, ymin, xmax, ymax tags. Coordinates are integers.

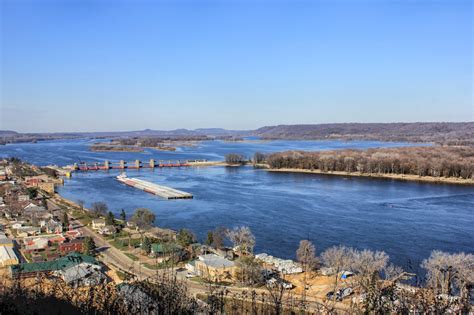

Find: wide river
<box><xmin>1</xmin><ymin>139</ymin><xmax>473</xmax><ymax>276</ymax></box>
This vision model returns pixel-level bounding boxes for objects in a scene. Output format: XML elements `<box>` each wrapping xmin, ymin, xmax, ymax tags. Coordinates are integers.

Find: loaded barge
<box><xmin>116</xmin><ymin>174</ymin><xmax>193</xmax><ymax>200</ymax></box>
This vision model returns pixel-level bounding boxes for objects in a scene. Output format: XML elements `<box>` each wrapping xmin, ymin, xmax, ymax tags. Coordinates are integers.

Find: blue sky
<box><xmin>1</xmin><ymin>0</ymin><xmax>472</xmax><ymax>132</ymax></box>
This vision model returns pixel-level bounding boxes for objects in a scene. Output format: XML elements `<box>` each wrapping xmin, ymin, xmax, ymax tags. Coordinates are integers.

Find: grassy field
<box><xmin>124</xmin><ymin>253</ymin><xmax>139</xmax><ymax>261</ymax></box>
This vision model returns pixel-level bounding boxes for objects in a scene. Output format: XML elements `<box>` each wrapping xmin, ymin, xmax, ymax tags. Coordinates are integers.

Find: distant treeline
<box><xmin>267</xmin><ymin>146</ymin><xmax>474</xmax><ymax>179</ymax></box>
<box><xmin>255</xmin><ymin>122</ymin><xmax>474</xmax><ymax>145</ymax></box>
<box><xmin>118</xmin><ymin>136</ymin><xmax>211</xmax><ymax>147</ymax></box>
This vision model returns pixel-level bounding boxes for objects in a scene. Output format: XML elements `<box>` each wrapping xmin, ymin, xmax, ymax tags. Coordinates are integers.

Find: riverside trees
<box><xmin>267</xmin><ymin>146</ymin><xmax>474</xmax><ymax>179</ymax></box>
<box><xmin>225</xmin><ymin>153</ymin><xmax>246</xmax><ymax>165</ymax></box>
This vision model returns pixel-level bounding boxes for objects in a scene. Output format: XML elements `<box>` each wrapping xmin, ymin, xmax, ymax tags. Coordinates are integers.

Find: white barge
<box><xmin>116</xmin><ymin>174</ymin><xmax>193</xmax><ymax>200</ymax></box>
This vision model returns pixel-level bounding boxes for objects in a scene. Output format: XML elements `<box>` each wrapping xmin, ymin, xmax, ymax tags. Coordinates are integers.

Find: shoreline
<box><xmin>266</xmin><ymin>168</ymin><xmax>474</xmax><ymax>185</ymax></box>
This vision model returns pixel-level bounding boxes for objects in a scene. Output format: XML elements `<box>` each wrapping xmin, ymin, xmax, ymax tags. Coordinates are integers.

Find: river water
<box><xmin>1</xmin><ymin>139</ymin><xmax>472</xmax><ymax>276</ymax></box>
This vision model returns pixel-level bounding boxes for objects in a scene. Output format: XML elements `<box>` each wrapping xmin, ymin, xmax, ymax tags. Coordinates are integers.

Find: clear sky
<box><xmin>1</xmin><ymin>0</ymin><xmax>472</xmax><ymax>132</ymax></box>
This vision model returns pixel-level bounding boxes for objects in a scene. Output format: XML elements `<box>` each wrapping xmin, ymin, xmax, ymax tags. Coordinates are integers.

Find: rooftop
<box><xmin>198</xmin><ymin>254</ymin><xmax>235</xmax><ymax>268</ymax></box>
<box><xmin>10</xmin><ymin>253</ymin><xmax>98</xmax><ymax>274</ymax></box>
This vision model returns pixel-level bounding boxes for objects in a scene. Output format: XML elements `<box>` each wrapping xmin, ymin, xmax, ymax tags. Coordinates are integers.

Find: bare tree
<box><xmin>296</xmin><ymin>240</ymin><xmax>318</xmax><ymax>307</ymax></box>
<box><xmin>350</xmin><ymin>249</ymin><xmax>389</xmax><ymax>311</ymax></box>
<box><xmin>422</xmin><ymin>250</ymin><xmax>474</xmax><ymax>306</ymax></box>
<box><xmin>235</xmin><ymin>255</ymin><xmax>263</xmax><ymax>286</ymax></box>
<box><xmin>131</xmin><ymin>208</ymin><xmax>155</xmax><ymax>231</ymax></box>
<box><xmin>320</xmin><ymin>245</ymin><xmax>353</xmax><ymax>296</ymax></box>
<box><xmin>91</xmin><ymin>202</ymin><xmax>108</xmax><ymax>218</ymax></box>
<box><xmin>212</xmin><ymin>226</ymin><xmax>226</xmax><ymax>249</ymax></box>
<box><xmin>226</xmin><ymin>226</ymin><xmax>256</xmax><ymax>255</ymax></box>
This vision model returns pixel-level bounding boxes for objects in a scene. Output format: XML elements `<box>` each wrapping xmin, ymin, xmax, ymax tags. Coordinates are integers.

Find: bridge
<box><xmin>72</xmin><ymin>159</ymin><xmax>205</xmax><ymax>171</ymax></box>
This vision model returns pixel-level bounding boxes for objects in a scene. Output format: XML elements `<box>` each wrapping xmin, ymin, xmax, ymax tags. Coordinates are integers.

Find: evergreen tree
<box><xmin>142</xmin><ymin>237</ymin><xmax>151</xmax><ymax>254</ymax></box>
<box><xmin>205</xmin><ymin>231</ymin><xmax>214</xmax><ymax>246</ymax></box>
<box><xmin>177</xmin><ymin>229</ymin><xmax>196</xmax><ymax>247</ymax></box>
<box><xmin>62</xmin><ymin>212</ymin><xmax>69</xmax><ymax>228</ymax></box>
<box><xmin>83</xmin><ymin>237</ymin><xmax>96</xmax><ymax>256</ymax></box>
<box><xmin>106</xmin><ymin>211</ymin><xmax>115</xmax><ymax>226</ymax></box>
<box><xmin>120</xmin><ymin>209</ymin><xmax>126</xmax><ymax>222</ymax></box>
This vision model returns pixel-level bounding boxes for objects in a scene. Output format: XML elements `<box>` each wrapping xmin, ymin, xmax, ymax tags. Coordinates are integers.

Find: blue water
<box><xmin>1</xmin><ymin>139</ymin><xmax>472</xmax><ymax>276</ymax></box>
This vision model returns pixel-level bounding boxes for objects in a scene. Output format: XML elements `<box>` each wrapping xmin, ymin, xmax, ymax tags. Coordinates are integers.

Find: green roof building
<box><xmin>10</xmin><ymin>253</ymin><xmax>99</xmax><ymax>279</ymax></box>
<box><xmin>150</xmin><ymin>243</ymin><xmax>182</xmax><ymax>256</ymax></box>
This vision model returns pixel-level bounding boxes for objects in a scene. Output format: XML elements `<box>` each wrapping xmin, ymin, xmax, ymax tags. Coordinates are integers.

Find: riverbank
<box><xmin>266</xmin><ymin>168</ymin><xmax>474</xmax><ymax>185</ymax></box>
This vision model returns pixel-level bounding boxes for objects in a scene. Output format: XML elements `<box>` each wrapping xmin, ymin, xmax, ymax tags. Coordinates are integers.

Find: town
<box><xmin>0</xmin><ymin>157</ymin><xmax>471</xmax><ymax>314</ymax></box>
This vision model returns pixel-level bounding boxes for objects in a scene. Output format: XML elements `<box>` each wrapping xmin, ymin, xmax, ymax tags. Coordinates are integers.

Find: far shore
<box><xmin>266</xmin><ymin>168</ymin><xmax>474</xmax><ymax>185</ymax></box>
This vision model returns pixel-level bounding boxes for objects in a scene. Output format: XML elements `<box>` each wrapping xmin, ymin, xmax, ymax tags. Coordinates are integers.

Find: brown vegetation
<box><xmin>267</xmin><ymin>146</ymin><xmax>474</xmax><ymax>180</ymax></box>
<box><xmin>255</xmin><ymin>122</ymin><xmax>474</xmax><ymax>145</ymax></box>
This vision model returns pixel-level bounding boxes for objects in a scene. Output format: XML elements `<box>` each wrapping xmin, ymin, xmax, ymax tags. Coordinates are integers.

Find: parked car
<box><xmin>326</xmin><ymin>288</ymin><xmax>353</xmax><ymax>301</ymax></box>
<box><xmin>185</xmin><ymin>273</ymin><xmax>196</xmax><ymax>279</ymax></box>
<box><xmin>266</xmin><ymin>277</ymin><xmax>293</xmax><ymax>289</ymax></box>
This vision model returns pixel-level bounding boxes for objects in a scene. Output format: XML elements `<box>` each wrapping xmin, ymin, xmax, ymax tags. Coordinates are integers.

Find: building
<box><xmin>0</xmin><ymin>232</ymin><xmax>13</xmax><ymax>247</ymax></box>
<box><xmin>44</xmin><ymin>219</ymin><xmax>63</xmax><ymax>234</ymax></box>
<box><xmin>55</xmin><ymin>262</ymin><xmax>106</xmax><ymax>288</ymax></box>
<box><xmin>194</xmin><ymin>254</ymin><xmax>237</xmax><ymax>282</ymax></box>
<box><xmin>24</xmin><ymin>175</ymin><xmax>62</xmax><ymax>195</ymax></box>
<box><xmin>18</xmin><ymin>195</ymin><xmax>29</xmax><ymax>202</ymax></box>
<box><xmin>0</xmin><ymin>245</ymin><xmax>19</xmax><ymax>267</ymax></box>
<box><xmin>150</xmin><ymin>243</ymin><xmax>182</xmax><ymax>257</ymax></box>
<box><xmin>0</xmin><ymin>169</ymin><xmax>7</xmax><ymax>181</ymax></box>
<box><xmin>65</xmin><ymin>229</ymin><xmax>82</xmax><ymax>239</ymax></box>
<box><xmin>98</xmin><ymin>225</ymin><xmax>117</xmax><ymax>235</ymax></box>
<box><xmin>255</xmin><ymin>253</ymin><xmax>303</xmax><ymax>274</ymax></box>
<box><xmin>91</xmin><ymin>219</ymin><xmax>106</xmax><ymax>230</ymax></box>
<box><xmin>10</xmin><ymin>253</ymin><xmax>99</xmax><ymax>279</ymax></box>
<box><xmin>23</xmin><ymin>237</ymin><xmax>49</xmax><ymax>254</ymax></box>
<box><xmin>59</xmin><ymin>239</ymin><xmax>84</xmax><ymax>255</ymax></box>
<box><xmin>16</xmin><ymin>226</ymin><xmax>41</xmax><ymax>237</ymax></box>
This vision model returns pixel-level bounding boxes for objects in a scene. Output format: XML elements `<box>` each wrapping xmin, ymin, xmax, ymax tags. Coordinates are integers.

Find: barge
<box><xmin>116</xmin><ymin>174</ymin><xmax>193</xmax><ymax>200</ymax></box>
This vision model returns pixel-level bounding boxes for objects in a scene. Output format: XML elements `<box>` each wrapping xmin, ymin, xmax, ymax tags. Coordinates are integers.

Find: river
<box><xmin>1</xmin><ymin>138</ymin><xmax>472</xmax><ymax>277</ymax></box>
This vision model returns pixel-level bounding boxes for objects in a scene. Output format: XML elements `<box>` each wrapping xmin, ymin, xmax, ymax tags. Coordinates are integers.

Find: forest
<box><xmin>255</xmin><ymin>122</ymin><xmax>474</xmax><ymax>145</ymax></box>
<box><xmin>266</xmin><ymin>146</ymin><xmax>474</xmax><ymax>179</ymax></box>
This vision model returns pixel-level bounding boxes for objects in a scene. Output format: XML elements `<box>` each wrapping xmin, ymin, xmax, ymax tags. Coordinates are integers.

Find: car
<box><xmin>326</xmin><ymin>291</ymin><xmax>335</xmax><ymax>299</ymax></box>
<box><xmin>185</xmin><ymin>273</ymin><xmax>196</xmax><ymax>279</ymax></box>
<box><xmin>280</xmin><ymin>280</ymin><xmax>293</xmax><ymax>289</ymax></box>
<box><xmin>339</xmin><ymin>287</ymin><xmax>353</xmax><ymax>299</ymax></box>
<box><xmin>266</xmin><ymin>277</ymin><xmax>293</xmax><ymax>289</ymax></box>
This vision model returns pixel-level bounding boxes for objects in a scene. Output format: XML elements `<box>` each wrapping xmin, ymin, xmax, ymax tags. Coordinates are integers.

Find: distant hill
<box><xmin>254</xmin><ymin>122</ymin><xmax>474</xmax><ymax>145</ymax></box>
<box><xmin>0</xmin><ymin>130</ymin><xmax>18</xmax><ymax>136</ymax></box>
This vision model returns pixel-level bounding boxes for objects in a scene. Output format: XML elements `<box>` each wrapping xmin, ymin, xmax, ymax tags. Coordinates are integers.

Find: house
<box><xmin>11</xmin><ymin>222</ymin><xmax>24</xmax><ymax>229</ymax></box>
<box><xmin>24</xmin><ymin>204</ymin><xmax>52</xmax><ymax>222</ymax></box>
<box><xmin>56</xmin><ymin>262</ymin><xmax>106</xmax><ymax>288</ymax></box>
<box><xmin>65</xmin><ymin>229</ymin><xmax>82</xmax><ymax>239</ymax></box>
<box><xmin>150</xmin><ymin>243</ymin><xmax>182</xmax><ymax>257</ymax></box>
<box><xmin>24</xmin><ymin>238</ymin><xmax>49</xmax><ymax>254</ymax></box>
<box><xmin>126</xmin><ymin>221</ymin><xmax>137</xmax><ymax>229</ymax></box>
<box><xmin>10</xmin><ymin>253</ymin><xmax>100</xmax><ymax>279</ymax></box>
<box><xmin>0</xmin><ymin>170</ymin><xmax>7</xmax><ymax>181</ymax></box>
<box><xmin>16</xmin><ymin>226</ymin><xmax>41</xmax><ymax>237</ymax></box>
<box><xmin>255</xmin><ymin>253</ymin><xmax>303</xmax><ymax>274</ymax></box>
<box><xmin>0</xmin><ymin>245</ymin><xmax>19</xmax><ymax>267</ymax></box>
<box><xmin>18</xmin><ymin>195</ymin><xmax>29</xmax><ymax>202</ymax></box>
<box><xmin>98</xmin><ymin>225</ymin><xmax>117</xmax><ymax>236</ymax></box>
<box><xmin>91</xmin><ymin>219</ymin><xmax>106</xmax><ymax>230</ymax></box>
<box><xmin>59</xmin><ymin>239</ymin><xmax>84</xmax><ymax>255</ymax></box>
<box><xmin>44</xmin><ymin>219</ymin><xmax>63</xmax><ymax>234</ymax></box>
<box><xmin>194</xmin><ymin>254</ymin><xmax>237</xmax><ymax>282</ymax></box>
